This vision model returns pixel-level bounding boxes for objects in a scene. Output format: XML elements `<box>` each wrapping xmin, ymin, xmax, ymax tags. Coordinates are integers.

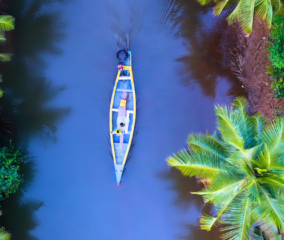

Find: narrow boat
<box><xmin>110</xmin><ymin>50</ymin><xmax>136</xmax><ymax>185</ymax></box>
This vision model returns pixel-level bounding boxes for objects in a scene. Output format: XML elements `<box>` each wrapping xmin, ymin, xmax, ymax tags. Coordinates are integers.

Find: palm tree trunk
<box><xmin>281</xmin><ymin>232</ymin><xmax>284</xmax><ymax>240</ymax></box>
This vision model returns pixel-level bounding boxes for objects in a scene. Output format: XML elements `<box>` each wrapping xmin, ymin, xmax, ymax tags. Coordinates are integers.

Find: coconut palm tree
<box><xmin>198</xmin><ymin>0</ymin><xmax>284</xmax><ymax>33</ymax></box>
<box><xmin>168</xmin><ymin>97</ymin><xmax>284</xmax><ymax>240</ymax></box>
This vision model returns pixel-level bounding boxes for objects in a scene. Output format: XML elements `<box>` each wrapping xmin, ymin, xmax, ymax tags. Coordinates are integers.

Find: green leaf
<box><xmin>0</xmin><ymin>32</ymin><xmax>6</xmax><ymax>42</ymax></box>
<box><xmin>197</xmin><ymin>0</ymin><xmax>212</xmax><ymax>5</ymax></box>
<box><xmin>167</xmin><ymin>150</ymin><xmax>229</xmax><ymax>179</ymax></box>
<box><xmin>188</xmin><ymin>134</ymin><xmax>228</xmax><ymax>160</ymax></box>
<box><xmin>215</xmin><ymin>104</ymin><xmax>244</xmax><ymax>150</ymax></box>
<box><xmin>221</xmin><ymin>193</ymin><xmax>252</xmax><ymax>240</ymax></box>
<box><xmin>200</xmin><ymin>215</ymin><xmax>218</xmax><ymax>231</ymax></box>
<box><xmin>214</xmin><ymin>0</ymin><xmax>231</xmax><ymax>15</ymax></box>
<box><xmin>227</xmin><ymin>0</ymin><xmax>256</xmax><ymax>33</ymax></box>
<box><xmin>0</xmin><ymin>54</ymin><xmax>11</xmax><ymax>62</ymax></box>
<box><xmin>0</xmin><ymin>15</ymin><xmax>15</xmax><ymax>31</ymax></box>
<box><xmin>252</xmin><ymin>144</ymin><xmax>271</xmax><ymax>169</ymax></box>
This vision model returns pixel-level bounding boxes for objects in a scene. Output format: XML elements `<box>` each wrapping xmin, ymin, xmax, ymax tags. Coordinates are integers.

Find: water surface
<box><xmin>1</xmin><ymin>0</ymin><xmax>244</xmax><ymax>239</ymax></box>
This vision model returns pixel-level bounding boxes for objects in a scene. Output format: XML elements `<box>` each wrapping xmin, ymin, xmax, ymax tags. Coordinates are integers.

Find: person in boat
<box><xmin>118</xmin><ymin>63</ymin><xmax>123</xmax><ymax>71</ymax></box>
<box><xmin>114</xmin><ymin>129</ymin><xmax>122</xmax><ymax>135</ymax></box>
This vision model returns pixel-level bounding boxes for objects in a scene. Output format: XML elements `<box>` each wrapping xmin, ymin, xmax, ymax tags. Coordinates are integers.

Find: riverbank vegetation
<box><xmin>0</xmin><ymin>13</ymin><xmax>21</xmax><ymax>240</ymax></box>
<box><xmin>198</xmin><ymin>0</ymin><xmax>284</xmax><ymax>33</ymax></box>
<box><xmin>268</xmin><ymin>16</ymin><xmax>284</xmax><ymax>99</ymax></box>
<box><xmin>168</xmin><ymin>97</ymin><xmax>284</xmax><ymax>240</ymax></box>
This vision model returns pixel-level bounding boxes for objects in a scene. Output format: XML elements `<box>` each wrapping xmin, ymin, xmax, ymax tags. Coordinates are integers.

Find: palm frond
<box><xmin>0</xmin><ymin>54</ymin><xmax>11</xmax><ymax>62</ymax></box>
<box><xmin>200</xmin><ymin>214</ymin><xmax>218</xmax><ymax>231</ymax></box>
<box><xmin>200</xmin><ymin>188</ymin><xmax>250</xmax><ymax>232</ymax></box>
<box><xmin>221</xmin><ymin>192</ymin><xmax>252</xmax><ymax>240</ymax></box>
<box><xmin>261</xmin><ymin>118</ymin><xmax>284</xmax><ymax>166</ymax></box>
<box><xmin>0</xmin><ymin>230</ymin><xmax>10</xmax><ymax>240</ymax></box>
<box><xmin>215</xmin><ymin>105</ymin><xmax>244</xmax><ymax>150</ymax></box>
<box><xmin>251</xmin><ymin>113</ymin><xmax>268</xmax><ymax>140</ymax></box>
<box><xmin>188</xmin><ymin>134</ymin><xmax>229</xmax><ymax>160</ymax></box>
<box><xmin>232</xmin><ymin>97</ymin><xmax>249</xmax><ymax>112</ymax></box>
<box><xmin>211</xmin><ymin>131</ymin><xmax>223</xmax><ymax>143</ymax></box>
<box><xmin>255</xmin><ymin>186</ymin><xmax>284</xmax><ymax>232</ymax></box>
<box><xmin>255</xmin><ymin>0</ymin><xmax>273</xmax><ymax>27</ymax></box>
<box><xmin>0</xmin><ymin>31</ymin><xmax>6</xmax><ymax>42</ymax></box>
<box><xmin>271</xmin><ymin>0</ymin><xmax>284</xmax><ymax>15</ymax></box>
<box><xmin>250</xmin><ymin>225</ymin><xmax>266</xmax><ymax>240</ymax></box>
<box><xmin>197</xmin><ymin>0</ymin><xmax>212</xmax><ymax>5</ymax></box>
<box><xmin>225</xmin><ymin>150</ymin><xmax>254</xmax><ymax>178</ymax></box>
<box><xmin>0</xmin><ymin>15</ymin><xmax>15</xmax><ymax>31</ymax></box>
<box><xmin>167</xmin><ymin>150</ymin><xmax>229</xmax><ymax>179</ymax></box>
<box><xmin>227</xmin><ymin>0</ymin><xmax>256</xmax><ymax>33</ymax></box>
<box><xmin>258</xmin><ymin>175</ymin><xmax>284</xmax><ymax>188</ymax></box>
<box><xmin>214</xmin><ymin>0</ymin><xmax>231</xmax><ymax>14</ymax></box>
<box><xmin>252</xmin><ymin>144</ymin><xmax>270</xmax><ymax>170</ymax></box>
<box><xmin>231</xmin><ymin>98</ymin><xmax>257</xmax><ymax>149</ymax></box>
<box><xmin>261</xmin><ymin>118</ymin><xmax>284</xmax><ymax>151</ymax></box>
<box><xmin>193</xmin><ymin>179</ymin><xmax>246</xmax><ymax>205</ymax></box>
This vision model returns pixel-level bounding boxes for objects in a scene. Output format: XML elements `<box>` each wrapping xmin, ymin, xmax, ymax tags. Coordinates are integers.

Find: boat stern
<box><xmin>114</xmin><ymin>164</ymin><xmax>124</xmax><ymax>185</ymax></box>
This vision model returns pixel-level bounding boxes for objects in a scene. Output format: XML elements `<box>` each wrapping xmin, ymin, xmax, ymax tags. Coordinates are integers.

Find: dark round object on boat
<box><xmin>120</xmin><ymin>122</ymin><xmax>125</xmax><ymax>127</ymax></box>
<box><xmin>117</xmin><ymin>50</ymin><xmax>129</xmax><ymax>62</ymax></box>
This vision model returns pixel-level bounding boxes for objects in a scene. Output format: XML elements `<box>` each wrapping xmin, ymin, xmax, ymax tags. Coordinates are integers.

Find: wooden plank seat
<box><xmin>116</xmin><ymin>89</ymin><xmax>132</xmax><ymax>92</ymax></box>
<box><xmin>118</xmin><ymin>76</ymin><xmax>131</xmax><ymax>80</ymax></box>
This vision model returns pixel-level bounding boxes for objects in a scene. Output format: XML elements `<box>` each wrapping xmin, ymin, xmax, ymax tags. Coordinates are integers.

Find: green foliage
<box><xmin>0</xmin><ymin>143</ymin><xmax>23</xmax><ymax>200</ymax></box>
<box><xmin>0</xmin><ymin>88</ymin><xmax>3</xmax><ymax>98</ymax></box>
<box><xmin>0</xmin><ymin>16</ymin><xmax>14</xmax><ymax>31</ymax></box>
<box><xmin>0</xmin><ymin>32</ymin><xmax>6</xmax><ymax>42</ymax></box>
<box><xmin>269</xmin><ymin>16</ymin><xmax>284</xmax><ymax>68</ymax></box>
<box><xmin>0</xmin><ymin>54</ymin><xmax>11</xmax><ymax>62</ymax></box>
<box><xmin>196</xmin><ymin>0</ymin><xmax>284</xmax><ymax>33</ymax></box>
<box><xmin>0</xmin><ymin>227</ymin><xmax>10</xmax><ymax>240</ymax></box>
<box><xmin>167</xmin><ymin>97</ymin><xmax>284</xmax><ymax>240</ymax></box>
<box><xmin>268</xmin><ymin>16</ymin><xmax>284</xmax><ymax>99</ymax></box>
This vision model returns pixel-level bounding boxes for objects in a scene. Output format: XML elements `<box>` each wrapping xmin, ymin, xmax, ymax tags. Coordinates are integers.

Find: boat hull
<box><xmin>109</xmin><ymin>52</ymin><xmax>136</xmax><ymax>185</ymax></box>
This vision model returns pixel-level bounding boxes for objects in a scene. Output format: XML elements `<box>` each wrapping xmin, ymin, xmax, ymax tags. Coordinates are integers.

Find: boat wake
<box><xmin>106</xmin><ymin>0</ymin><xmax>146</xmax><ymax>49</ymax></box>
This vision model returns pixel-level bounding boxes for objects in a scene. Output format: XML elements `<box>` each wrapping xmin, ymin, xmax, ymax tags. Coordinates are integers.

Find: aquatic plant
<box><xmin>197</xmin><ymin>0</ymin><xmax>284</xmax><ymax>33</ymax></box>
<box><xmin>0</xmin><ymin>143</ymin><xmax>23</xmax><ymax>200</ymax></box>
<box><xmin>168</xmin><ymin>97</ymin><xmax>284</xmax><ymax>240</ymax></box>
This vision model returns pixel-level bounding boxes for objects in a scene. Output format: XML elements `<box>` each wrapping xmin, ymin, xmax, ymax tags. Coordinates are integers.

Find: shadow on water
<box><xmin>0</xmin><ymin>0</ymin><xmax>70</xmax><ymax>239</ymax></box>
<box><xmin>159</xmin><ymin>0</ymin><xmax>246</xmax><ymax>98</ymax></box>
<box><xmin>158</xmin><ymin>168</ymin><xmax>204</xmax><ymax>210</ymax></box>
<box><xmin>1</xmin><ymin>158</ymin><xmax>43</xmax><ymax>240</ymax></box>
<box><xmin>158</xmin><ymin>168</ymin><xmax>220</xmax><ymax>240</ymax></box>
<box><xmin>1</xmin><ymin>0</ymin><xmax>70</xmax><ymax>145</ymax></box>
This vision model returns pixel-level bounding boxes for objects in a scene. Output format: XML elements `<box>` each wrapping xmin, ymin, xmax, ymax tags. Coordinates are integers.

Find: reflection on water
<box><xmin>158</xmin><ymin>168</ymin><xmax>203</xmax><ymax>210</ymax></box>
<box><xmin>0</xmin><ymin>0</ymin><xmax>246</xmax><ymax>239</ymax></box>
<box><xmin>107</xmin><ymin>0</ymin><xmax>146</xmax><ymax>49</ymax></box>
<box><xmin>2</xmin><ymin>159</ymin><xmax>43</xmax><ymax>240</ymax></box>
<box><xmin>0</xmin><ymin>0</ymin><xmax>69</xmax><ymax>239</ymax></box>
<box><xmin>1</xmin><ymin>0</ymin><xmax>70</xmax><ymax>144</ymax></box>
<box><xmin>159</xmin><ymin>0</ymin><xmax>246</xmax><ymax>98</ymax></box>
<box><xmin>158</xmin><ymin>168</ymin><xmax>220</xmax><ymax>240</ymax></box>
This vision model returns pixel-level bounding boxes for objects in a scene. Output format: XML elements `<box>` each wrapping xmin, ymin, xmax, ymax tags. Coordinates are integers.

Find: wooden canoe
<box><xmin>109</xmin><ymin>51</ymin><xmax>136</xmax><ymax>185</ymax></box>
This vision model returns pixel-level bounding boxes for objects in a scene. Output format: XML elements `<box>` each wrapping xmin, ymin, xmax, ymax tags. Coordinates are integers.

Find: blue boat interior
<box><xmin>111</xmin><ymin>51</ymin><xmax>134</xmax><ymax>166</ymax></box>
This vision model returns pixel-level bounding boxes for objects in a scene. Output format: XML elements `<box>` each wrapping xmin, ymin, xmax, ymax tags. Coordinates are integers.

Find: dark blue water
<box><xmin>0</xmin><ymin>0</ymin><xmax>244</xmax><ymax>239</ymax></box>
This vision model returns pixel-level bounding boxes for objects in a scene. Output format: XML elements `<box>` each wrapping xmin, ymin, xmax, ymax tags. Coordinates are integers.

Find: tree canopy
<box><xmin>168</xmin><ymin>97</ymin><xmax>284</xmax><ymax>240</ymax></box>
<box><xmin>197</xmin><ymin>0</ymin><xmax>284</xmax><ymax>33</ymax></box>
